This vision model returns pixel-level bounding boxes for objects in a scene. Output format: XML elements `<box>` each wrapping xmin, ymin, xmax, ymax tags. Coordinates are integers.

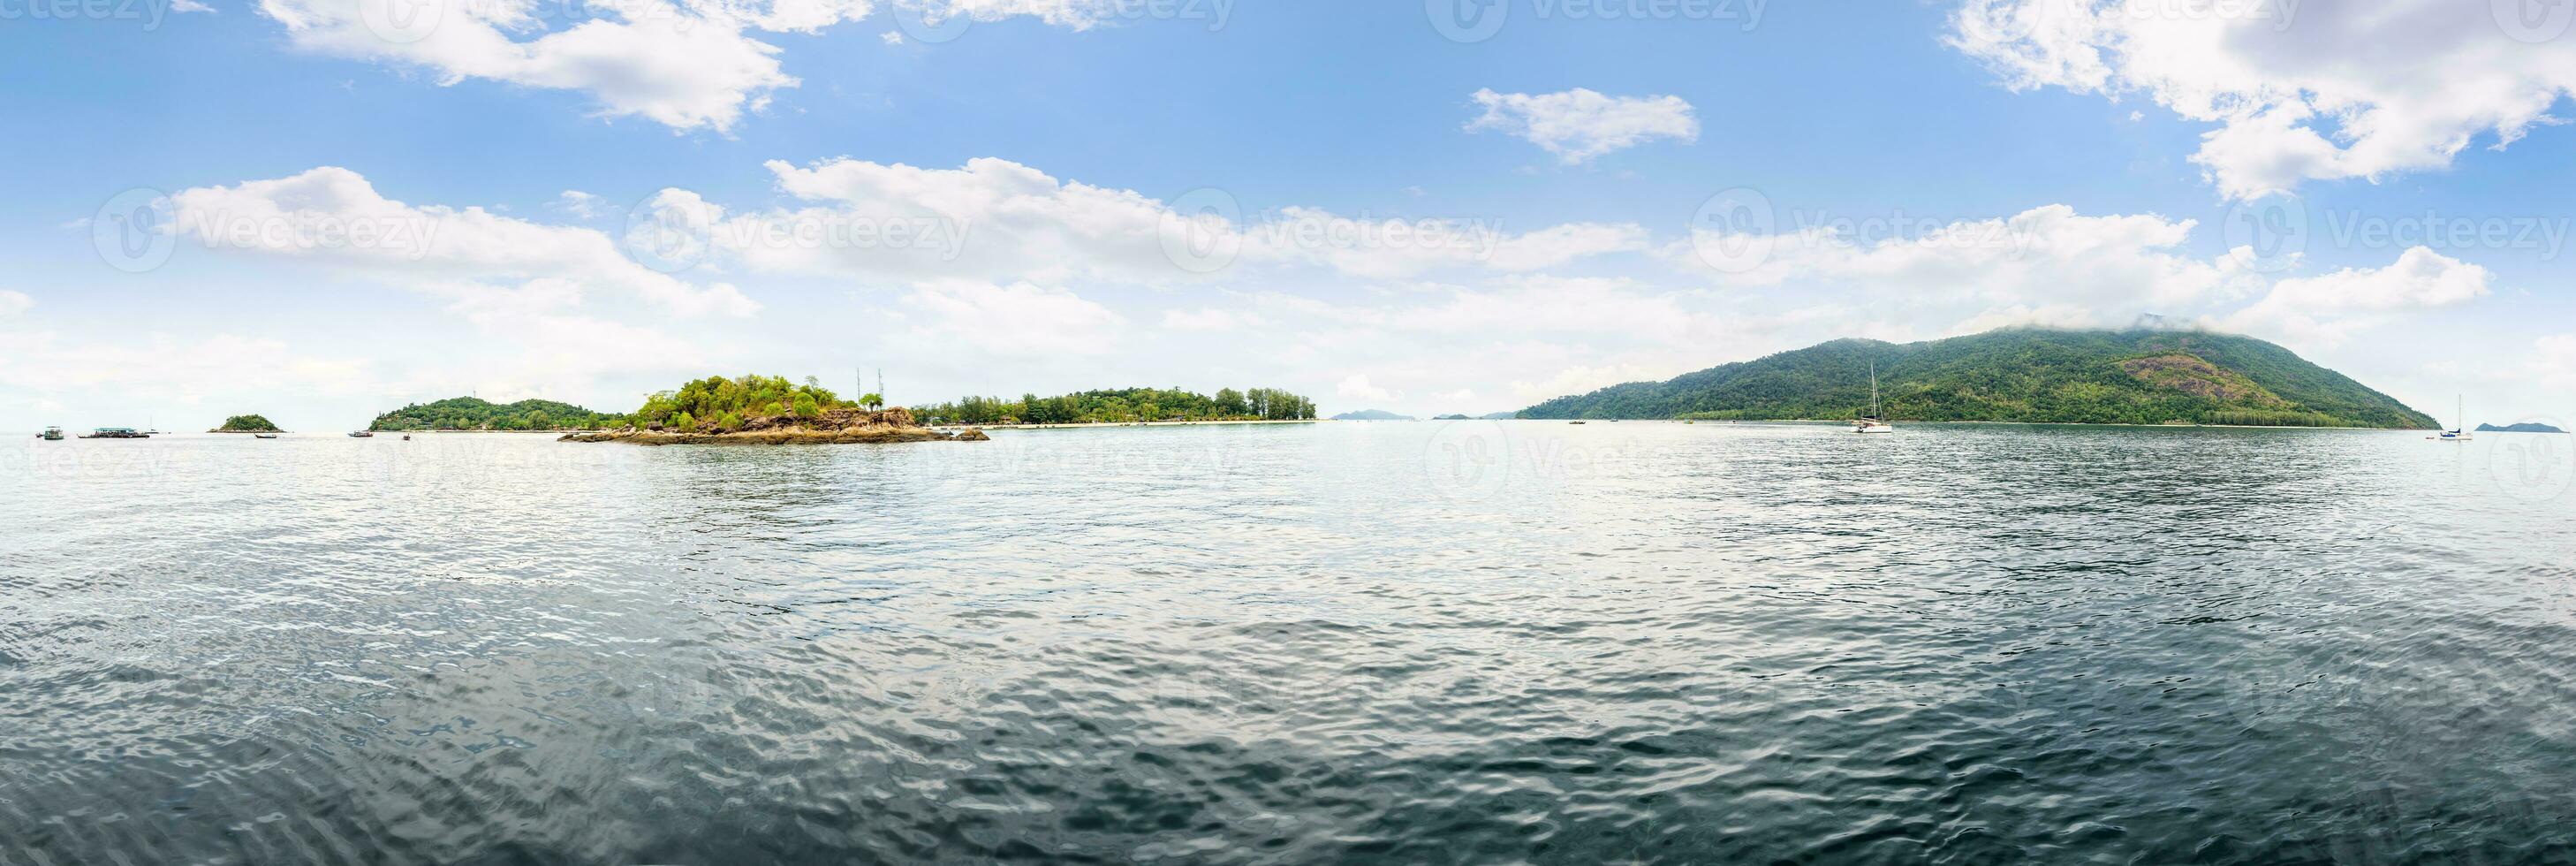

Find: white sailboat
<box><xmin>2428</xmin><ymin>394</ymin><xmax>2472</xmax><ymax>442</ymax></box>
<box><xmin>1853</xmin><ymin>361</ymin><xmax>1894</xmax><ymax>434</ymax></box>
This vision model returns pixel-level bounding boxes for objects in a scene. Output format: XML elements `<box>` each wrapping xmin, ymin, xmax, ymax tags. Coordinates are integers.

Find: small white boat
<box><xmin>2428</xmin><ymin>395</ymin><xmax>2473</xmax><ymax>442</ymax></box>
<box><xmin>1853</xmin><ymin>361</ymin><xmax>1894</xmax><ymax>434</ymax></box>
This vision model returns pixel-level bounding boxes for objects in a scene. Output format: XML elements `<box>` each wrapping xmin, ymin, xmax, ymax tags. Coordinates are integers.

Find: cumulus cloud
<box><xmin>1162</xmin><ymin>308</ymin><xmax>1250</xmax><ymax>330</ymax></box>
<box><xmin>1337</xmin><ymin>374</ymin><xmax>1397</xmax><ymax>403</ymax></box>
<box><xmin>169</xmin><ymin>166</ymin><xmax>759</xmax><ymax>317</ymax></box>
<box><xmin>0</xmin><ymin>290</ymin><xmax>30</xmax><ymax>318</ymax></box>
<box><xmin>1466</xmin><ymin>88</ymin><xmax>1700</xmax><ymax>163</ymax></box>
<box><xmin>893</xmin><ymin>279</ymin><xmax>1125</xmax><ymax>358</ymax></box>
<box><xmin>1947</xmin><ymin>0</ymin><xmax>2576</xmax><ymax>198</ymax></box>
<box><xmin>254</xmin><ymin>0</ymin><xmax>1122</xmax><ymax>132</ymax></box>
<box><xmin>658</xmin><ymin>156</ymin><xmax>1643</xmax><ymax>284</ymax></box>
<box><xmin>1678</xmin><ymin>203</ymin><xmax>2268</xmax><ymax>317</ymax></box>
<box><xmin>2221</xmin><ymin>246</ymin><xmax>2492</xmax><ymax>345</ymax></box>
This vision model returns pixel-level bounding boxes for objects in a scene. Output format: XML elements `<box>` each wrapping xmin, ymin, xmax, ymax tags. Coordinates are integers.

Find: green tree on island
<box><xmin>914</xmin><ymin>387</ymin><xmax>1318</xmax><ymax>426</ymax></box>
<box><xmin>213</xmin><ymin>414</ymin><xmax>283</xmax><ymax>432</ymax></box>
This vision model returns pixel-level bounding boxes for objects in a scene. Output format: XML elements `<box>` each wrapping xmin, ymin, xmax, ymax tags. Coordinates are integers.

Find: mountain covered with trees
<box><xmin>369</xmin><ymin>397</ymin><xmax>622</xmax><ymax>431</ymax></box>
<box><xmin>1519</xmin><ymin>328</ymin><xmax>2436</xmax><ymax>429</ymax></box>
<box><xmin>2479</xmin><ymin>422</ymin><xmax>2566</xmax><ymax>433</ymax></box>
<box><xmin>629</xmin><ymin>375</ymin><xmax>873</xmax><ymax>433</ymax></box>
<box><xmin>211</xmin><ymin>414</ymin><xmax>282</xmax><ymax>432</ymax></box>
<box><xmin>916</xmin><ymin>387</ymin><xmax>1316</xmax><ymax>425</ymax></box>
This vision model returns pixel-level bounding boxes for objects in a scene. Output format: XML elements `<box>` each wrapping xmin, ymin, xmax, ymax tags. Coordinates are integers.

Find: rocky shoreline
<box><xmin>557</xmin><ymin>406</ymin><xmax>989</xmax><ymax>446</ymax></box>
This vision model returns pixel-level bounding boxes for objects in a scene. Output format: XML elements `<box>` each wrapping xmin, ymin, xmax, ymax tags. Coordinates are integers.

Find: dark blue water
<box><xmin>7</xmin><ymin>422</ymin><xmax>2576</xmax><ymax>863</ymax></box>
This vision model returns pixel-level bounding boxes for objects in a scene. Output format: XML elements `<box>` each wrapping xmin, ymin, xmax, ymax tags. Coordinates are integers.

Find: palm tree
<box><xmin>861</xmin><ymin>392</ymin><xmax>884</xmax><ymax>413</ymax></box>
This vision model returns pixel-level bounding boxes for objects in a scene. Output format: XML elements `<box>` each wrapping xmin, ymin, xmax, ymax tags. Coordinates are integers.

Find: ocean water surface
<box><xmin>6</xmin><ymin>422</ymin><xmax>2576</xmax><ymax>863</ymax></box>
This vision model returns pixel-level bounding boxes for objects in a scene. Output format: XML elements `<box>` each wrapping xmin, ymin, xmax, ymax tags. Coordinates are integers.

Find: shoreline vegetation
<box><xmin>209</xmin><ymin>414</ymin><xmax>283</xmax><ymax>433</ymax></box>
<box><xmin>371</xmin><ymin>397</ymin><xmax>620</xmax><ymax>432</ymax></box>
<box><xmin>563</xmin><ymin>374</ymin><xmax>986</xmax><ymax>446</ymax></box>
<box><xmin>915</xmin><ymin>387</ymin><xmax>1317</xmax><ymax>426</ymax></box>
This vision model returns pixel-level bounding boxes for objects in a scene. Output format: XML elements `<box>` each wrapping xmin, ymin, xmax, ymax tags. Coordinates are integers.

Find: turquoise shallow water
<box><xmin>5</xmin><ymin>422</ymin><xmax>2576</xmax><ymax>863</ymax></box>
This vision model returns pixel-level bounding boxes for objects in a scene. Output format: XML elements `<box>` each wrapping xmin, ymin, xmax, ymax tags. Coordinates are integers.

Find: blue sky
<box><xmin>3</xmin><ymin>0</ymin><xmax>2572</xmax><ymax>429</ymax></box>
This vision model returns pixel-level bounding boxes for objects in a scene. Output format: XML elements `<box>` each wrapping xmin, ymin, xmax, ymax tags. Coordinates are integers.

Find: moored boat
<box><xmin>39</xmin><ymin>426</ymin><xmax>64</xmax><ymax>440</ymax></box>
<box><xmin>1853</xmin><ymin>361</ymin><xmax>1895</xmax><ymax>434</ymax></box>
<box><xmin>348</xmin><ymin>430</ymin><xmax>375</xmax><ymax>438</ymax></box>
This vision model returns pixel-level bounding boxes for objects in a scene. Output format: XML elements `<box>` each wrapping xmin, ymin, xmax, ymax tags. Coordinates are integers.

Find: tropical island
<box><xmin>562</xmin><ymin>374</ymin><xmax>985</xmax><ymax>445</ymax></box>
<box><xmin>1519</xmin><ymin>328</ymin><xmax>2437</xmax><ymax>429</ymax></box>
<box><xmin>913</xmin><ymin>387</ymin><xmax>1317</xmax><ymax>426</ymax></box>
<box><xmin>209</xmin><ymin>414</ymin><xmax>283</xmax><ymax>433</ymax></box>
<box><xmin>370</xmin><ymin>397</ymin><xmax>622</xmax><ymax>431</ymax></box>
<box><xmin>1333</xmin><ymin>409</ymin><xmax>1415</xmax><ymax>421</ymax></box>
<box><xmin>2478</xmin><ymin>422</ymin><xmax>2567</xmax><ymax>434</ymax></box>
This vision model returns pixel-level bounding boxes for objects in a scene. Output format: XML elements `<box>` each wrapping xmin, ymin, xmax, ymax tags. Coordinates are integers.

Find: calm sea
<box><xmin>6</xmin><ymin>422</ymin><xmax>2576</xmax><ymax>863</ymax></box>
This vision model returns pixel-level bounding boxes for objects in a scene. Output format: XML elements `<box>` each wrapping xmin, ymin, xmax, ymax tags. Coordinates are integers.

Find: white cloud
<box><xmin>256</xmin><ymin>0</ymin><xmax>814</xmax><ymax>132</ymax></box>
<box><xmin>1948</xmin><ymin>0</ymin><xmax>2576</xmax><ymax>198</ymax></box>
<box><xmin>0</xmin><ymin>330</ymin><xmax>375</xmax><ymax>406</ymax></box>
<box><xmin>893</xmin><ymin>279</ymin><xmax>1125</xmax><ymax>358</ymax></box>
<box><xmin>1466</xmin><ymin>88</ymin><xmax>1700</xmax><ymax>163</ymax></box>
<box><xmin>554</xmin><ymin>190</ymin><xmax>604</xmax><ymax>218</ymax></box>
<box><xmin>1337</xmin><ymin>374</ymin><xmax>1397</xmax><ymax>403</ymax></box>
<box><xmin>252</xmin><ymin>0</ymin><xmax>1142</xmax><ymax>132</ymax></box>
<box><xmin>666</xmin><ymin>156</ymin><xmax>1641</xmax><ymax>285</ymax></box>
<box><xmin>898</xmin><ymin>0</ymin><xmax>1126</xmax><ymax>30</ymax></box>
<box><xmin>2222</xmin><ymin>246</ymin><xmax>2492</xmax><ymax>345</ymax></box>
<box><xmin>1680</xmin><ymin>204</ymin><xmax>2267</xmax><ymax>317</ymax></box>
<box><xmin>1162</xmin><ymin>308</ymin><xmax>1250</xmax><ymax>330</ymax></box>
<box><xmin>170</xmin><ymin>166</ymin><xmax>758</xmax><ymax>317</ymax></box>
<box><xmin>0</xmin><ymin>290</ymin><xmax>30</xmax><ymax>318</ymax></box>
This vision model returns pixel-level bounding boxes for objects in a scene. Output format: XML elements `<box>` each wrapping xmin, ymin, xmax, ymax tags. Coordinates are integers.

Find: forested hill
<box><xmin>1519</xmin><ymin>328</ymin><xmax>2436</xmax><ymax>429</ymax></box>
<box><xmin>369</xmin><ymin>397</ymin><xmax>620</xmax><ymax>431</ymax></box>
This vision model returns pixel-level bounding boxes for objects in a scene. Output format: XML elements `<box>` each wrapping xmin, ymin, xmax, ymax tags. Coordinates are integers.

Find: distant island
<box><xmin>209</xmin><ymin>414</ymin><xmax>282</xmax><ymax>433</ymax></box>
<box><xmin>2478</xmin><ymin>422</ymin><xmax>2567</xmax><ymax>434</ymax></box>
<box><xmin>1432</xmin><ymin>414</ymin><xmax>1473</xmax><ymax>420</ymax></box>
<box><xmin>371</xmin><ymin>397</ymin><xmax>621</xmax><ymax>431</ymax></box>
<box><xmin>564</xmin><ymin>374</ymin><xmax>983</xmax><ymax>445</ymax></box>
<box><xmin>1333</xmin><ymin>409</ymin><xmax>1414</xmax><ymax>422</ymax></box>
<box><xmin>913</xmin><ymin>387</ymin><xmax>1316</xmax><ymax>425</ymax></box>
<box><xmin>1519</xmin><ymin>328</ymin><xmax>2436</xmax><ymax>429</ymax></box>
